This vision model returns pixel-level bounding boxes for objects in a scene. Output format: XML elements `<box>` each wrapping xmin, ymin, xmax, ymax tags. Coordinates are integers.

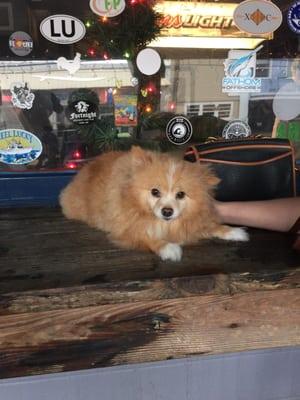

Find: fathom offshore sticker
<box><xmin>0</xmin><ymin>129</ymin><xmax>42</xmax><ymax>165</ymax></box>
<box><xmin>222</xmin><ymin>47</ymin><xmax>262</xmax><ymax>93</ymax></box>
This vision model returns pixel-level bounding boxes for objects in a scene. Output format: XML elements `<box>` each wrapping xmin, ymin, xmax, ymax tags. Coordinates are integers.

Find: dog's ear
<box><xmin>131</xmin><ymin>146</ymin><xmax>153</xmax><ymax>167</ymax></box>
<box><xmin>199</xmin><ymin>164</ymin><xmax>220</xmax><ymax>188</ymax></box>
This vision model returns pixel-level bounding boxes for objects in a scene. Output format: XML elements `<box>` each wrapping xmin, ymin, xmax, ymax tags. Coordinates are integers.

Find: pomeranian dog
<box><xmin>60</xmin><ymin>146</ymin><xmax>248</xmax><ymax>261</ymax></box>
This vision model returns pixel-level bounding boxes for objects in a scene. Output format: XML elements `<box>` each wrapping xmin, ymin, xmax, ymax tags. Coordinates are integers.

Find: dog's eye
<box><xmin>151</xmin><ymin>188</ymin><xmax>161</xmax><ymax>198</ymax></box>
<box><xmin>176</xmin><ymin>191</ymin><xmax>186</xmax><ymax>199</ymax></box>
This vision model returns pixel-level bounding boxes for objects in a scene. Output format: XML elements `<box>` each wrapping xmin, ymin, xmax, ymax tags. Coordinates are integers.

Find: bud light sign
<box><xmin>40</xmin><ymin>15</ymin><xmax>86</xmax><ymax>45</ymax></box>
<box><xmin>90</xmin><ymin>0</ymin><xmax>126</xmax><ymax>18</ymax></box>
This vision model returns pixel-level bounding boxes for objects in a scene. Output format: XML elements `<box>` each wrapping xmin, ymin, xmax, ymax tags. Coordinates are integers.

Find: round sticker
<box><xmin>272</xmin><ymin>81</ymin><xmax>300</xmax><ymax>121</ymax></box>
<box><xmin>222</xmin><ymin>120</ymin><xmax>251</xmax><ymax>139</ymax></box>
<box><xmin>233</xmin><ymin>0</ymin><xmax>282</xmax><ymax>35</ymax></box>
<box><xmin>0</xmin><ymin>129</ymin><xmax>42</xmax><ymax>165</ymax></box>
<box><xmin>66</xmin><ymin>100</ymin><xmax>99</xmax><ymax>125</ymax></box>
<box><xmin>136</xmin><ymin>49</ymin><xmax>162</xmax><ymax>76</ymax></box>
<box><xmin>287</xmin><ymin>1</ymin><xmax>300</xmax><ymax>34</ymax></box>
<box><xmin>90</xmin><ymin>0</ymin><xmax>126</xmax><ymax>18</ymax></box>
<box><xmin>40</xmin><ymin>15</ymin><xmax>86</xmax><ymax>44</ymax></box>
<box><xmin>10</xmin><ymin>82</ymin><xmax>35</xmax><ymax>110</ymax></box>
<box><xmin>166</xmin><ymin>117</ymin><xmax>193</xmax><ymax>145</ymax></box>
<box><xmin>9</xmin><ymin>31</ymin><xmax>33</xmax><ymax>56</ymax></box>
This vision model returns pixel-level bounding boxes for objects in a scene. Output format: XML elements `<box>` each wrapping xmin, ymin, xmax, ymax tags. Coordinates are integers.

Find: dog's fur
<box><xmin>60</xmin><ymin>146</ymin><xmax>248</xmax><ymax>261</ymax></box>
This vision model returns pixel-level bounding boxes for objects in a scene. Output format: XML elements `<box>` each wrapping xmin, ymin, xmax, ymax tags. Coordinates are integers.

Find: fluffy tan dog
<box><xmin>60</xmin><ymin>146</ymin><xmax>248</xmax><ymax>261</ymax></box>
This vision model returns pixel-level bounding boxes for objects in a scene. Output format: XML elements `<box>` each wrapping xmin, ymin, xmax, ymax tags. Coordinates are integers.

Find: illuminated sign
<box><xmin>156</xmin><ymin>2</ymin><xmax>252</xmax><ymax>37</ymax></box>
<box><xmin>152</xmin><ymin>1</ymin><xmax>270</xmax><ymax>49</ymax></box>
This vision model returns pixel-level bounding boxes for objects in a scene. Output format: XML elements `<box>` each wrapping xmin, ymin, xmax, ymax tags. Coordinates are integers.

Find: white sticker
<box><xmin>89</xmin><ymin>0</ymin><xmax>126</xmax><ymax>18</ymax></box>
<box><xmin>222</xmin><ymin>120</ymin><xmax>252</xmax><ymax>139</ymax></box>
<box><xmin>136</xmin><ymin>48</ymin><xmax>162</xmax><ymax>76</ymax></box>
<box><xmin>10</xmin><ymin>82</ymin><xmax>35</xmax><ymax>110</ymax></box>
<box><xmin>273</xmin><ymin>81</ymin><xmax>300</xmax><ymax>121</ymax></box>
<box><xmin>0</xmin><ymin>129</ymin><xmax>42</xmax><ymax>165</ymax></box>
<box><xmin>40</xmin><ymin>15</ymin><xmax>86</xmax><ymax>44</ymax></box>
<box><xmin>57</xmin><ymin>53</ymin><xmax>81</xmax><ymax>75</ymax></box>
<box><xmin>233</xmin><ymin>0</ymin><xmax>282</xmax><ymax>35</ymax></box>
<box><xmin>222</xmin><ymin>47</ymin><xmax>262</xmax><ymax>93</ymax></box>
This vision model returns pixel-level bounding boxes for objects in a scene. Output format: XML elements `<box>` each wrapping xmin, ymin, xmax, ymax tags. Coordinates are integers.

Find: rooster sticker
<box><xmin>57</xmin><ymin>52</ymin><xmax>81</xmax><ymax>75</ymax></box>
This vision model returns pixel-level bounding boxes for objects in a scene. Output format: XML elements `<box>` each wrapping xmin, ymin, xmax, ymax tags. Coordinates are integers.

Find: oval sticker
<box><xmin>40</xmin><ymin>15</ymin><xmax>86</xmax><ymax>44</ymax></box>
<box><xmin>0</xmin><ymin>129</ymin><xmax>42</xmax><ymax>165</ymax></box>
<box><xmin>90</xmin><ymin>0</ymin><xmax>126</xmax><ymax>18</ymax></box>
<box><xmin>233</xmin><ymin>0</ymin><xmax>282</xmax><ymax>35</ymax></box>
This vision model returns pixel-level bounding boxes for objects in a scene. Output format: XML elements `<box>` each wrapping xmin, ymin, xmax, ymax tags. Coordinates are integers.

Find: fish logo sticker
<box><xmin>222</xmin><ymin>46</ymin><xmax>262</xmax><ymax>93</ymax></box>
<box><xmin>0</xmin><ymin>129</ymin><xmax>42</xmax><ymax>165</ymax></box>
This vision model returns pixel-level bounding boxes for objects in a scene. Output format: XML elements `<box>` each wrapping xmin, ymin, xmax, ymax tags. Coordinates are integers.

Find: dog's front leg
<box><xmin>145</xmin><ymin>239</ymin><xmax>183</xmax><ymax>262</ymax></box>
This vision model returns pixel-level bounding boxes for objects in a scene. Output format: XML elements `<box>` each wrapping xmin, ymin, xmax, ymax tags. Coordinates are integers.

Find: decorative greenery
<box><xmin>85</xmin><ymin>0</ymin><xmax>162</xmax><ymax>60</ymax></box>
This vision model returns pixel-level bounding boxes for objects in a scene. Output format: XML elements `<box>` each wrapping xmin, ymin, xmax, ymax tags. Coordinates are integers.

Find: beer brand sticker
<box><xmin>10</xmin><ymin>82</ymin><xmax>35</xmax><ymax>110</ymax></box>
<box><xmin>233</xmin><ymin>0</ymin><xmax>282</xmax><ymax>35</ymax></box>
<box><xmin>40</xmin><ymin>15</ymin><xmax>86</xmax><ymax>44</ymax></box>
<box><xmin>90</xmin><ymin>0</ymin><xmax>126</xmax><ymax>18</ymax></box>
<box><xmin>287</xmin><ymin>1</ymin><xmax>300</xmax><ymax>34</ymax></box>
<box><xmin>222</xmin><ymin>47</ymin><xmax>262</xmax><ymax>93</ymax></box>
<box><xmin>0</xmin><ymin>129</ymin><xmax>42</xmax><ymax>165</ymax></box>
<box><xmin>66</xmin><ymin>100</ymin><xmax>99</xmax><ymax>125</ymax></box>
<box><xmin>222</xmin><ymin>120</ymin><xmax>252</xmax><ymax>139</ymax></box>
<box><xmin>9</xmin><ymin>31</ymin><xmax>33</xmax><ymax>56</ymax></box>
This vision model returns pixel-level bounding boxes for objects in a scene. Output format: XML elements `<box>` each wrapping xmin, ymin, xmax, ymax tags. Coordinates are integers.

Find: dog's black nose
<box><xmin>162</xmin><ymin>207</ymin><xmax>174</xmax><ymax>218</ymax></box>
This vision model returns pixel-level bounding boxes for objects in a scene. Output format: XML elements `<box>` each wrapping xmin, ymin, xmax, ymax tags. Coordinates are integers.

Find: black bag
<box><xmin>184</xmin><ymin>138</ymin><xmax>297</xmax><ymax>201</ymax></box>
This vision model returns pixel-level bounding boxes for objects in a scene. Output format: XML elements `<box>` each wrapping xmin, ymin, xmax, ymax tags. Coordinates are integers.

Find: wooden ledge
<box><xmin>0</xmin><ymin>208</ymin><xmax>299</xmax><ymax>379</ymax></box>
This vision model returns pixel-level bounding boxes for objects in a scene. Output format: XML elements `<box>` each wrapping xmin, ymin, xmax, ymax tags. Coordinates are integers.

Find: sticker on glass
<box><xmin>40</xmin><ymin>15</ymin><xmax>86</xmax><ymax>44</ymax></box>
<box><xmin>90</xmin><ymin>0</ymin><xmax>126</xmax><ymax>18</ymax></box>
<box><xmin>233</xmin><ymin>0</ymin><xmax>282</xmax><ymax>35</ymax></box>
<box><xmin>10</xmin><ymin>82</ymin><xmax>35</xmax><ymax>110</ymax></box>
<box><xmin>222</xmin><ymin>46</ymin><xmax>262</xmax><ymax>93</ymax></box>
<box><xmin>166</xmin><ymin>116</ymin><xmax>193</xmax><ymax>145</ymax></box>
<box><xmin>9</xmin><ymin>31</ymin><xmax>33</xmax><ymax>56</ymax></box>
<box><xmin>222</xmin><ymin>120</ymin><xmax>251</xmax><ymax>139</ymax></box>
<box><xmin>57</xmin><ymin>53</ymin><xmax>81</xmax><ymax>75</ymax></box>
<box><xmin>287</xmin><ymin>1</ymin><xmax>300</xmax><ymax>34</ymax></box>
<box><xmin>136</xmin><ymin>49</ymin><xmax>162</xmax><ymax>76</ymax></box>
<box><xmin>273</xmin><ymin>81</ymin><xmax>300</xmax><ymax>121</ymax></box>
<box><xmin>66</xmin><ymin>100</ymin><xmax>99</xmax><ymax>125</ymax></box>
<box><xmin>0</xmin><ymin>129</ymin><xmax>42</xmax><ymax>165</ymax></box>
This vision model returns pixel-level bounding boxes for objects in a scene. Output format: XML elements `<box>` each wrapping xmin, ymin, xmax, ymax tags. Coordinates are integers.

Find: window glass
<box><xmin>0</xmin><ymin>0</ymin><xmax>299</xmax><ymax>172</ymax></box>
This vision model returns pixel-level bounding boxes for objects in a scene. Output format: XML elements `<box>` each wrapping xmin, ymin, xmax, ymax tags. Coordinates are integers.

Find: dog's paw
<box><xmin>159</xmin><ymin>243</ymin><xmax>182</xmax><ymax>262</ymax></box>
<box><xmin>222</xmin><ymin>227</ymin><xmax>249</xmax><ymax>242</ymax></box>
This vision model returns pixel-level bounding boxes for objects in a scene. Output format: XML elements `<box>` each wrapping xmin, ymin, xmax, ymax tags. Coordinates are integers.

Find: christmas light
<box><xmin>85</xmin><ymin>20</ymin><xmax>92</xmax><ymax>28</ymax></box>
<box><xmin>170</xmin><ymin>102</ymin><xmax>176</xmax><ymax>111</ymax></box>
<box><xmin>73</xmin><ymin>151</ymin><xmax>81</xmax><ymax>159</ymax></box>
<box><xmin>145</xmin><ymin>105</ymin><xmax>152</xmax><ymax>113</ymax></box>
<box><xmin>66</xmin><ymin>162</ymin><xmax>77</xmax><ymax>169</ymax></box>
<box><xmin>124</xmin><ymin>51</ymin><xmax>130</xmax><ymax>58</ymax></box>
<box><xmin>102</xmin><ymin>16</ymin><xmax>108</xmax><ymax>22</ymax></box>
<box><xmin>103</xmin><ymin>52</ymin><xmax>109</xmax><ymax>60</ymax></box>
<box><xmin>87</xmin><ymin>48</ymin><xmax>96</xmax><ymax>57</ymax></box>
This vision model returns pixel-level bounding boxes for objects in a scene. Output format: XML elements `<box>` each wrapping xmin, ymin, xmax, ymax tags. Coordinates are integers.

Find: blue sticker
<box><xmin>288</xmin><ymin>1</ymin><xmax>300</xmax><ymax>33</ymax></box>
<box><xmin>0</xmin><ymin>129</ymin><xmax>42</xmax><ymax>165</ymax></box>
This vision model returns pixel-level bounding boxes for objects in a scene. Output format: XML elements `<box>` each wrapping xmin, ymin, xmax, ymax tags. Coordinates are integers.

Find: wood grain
<box><xmin>0</xmin><ymin>288</ymin><xmax>299</xmax><ymax>379</ymax></box>
<box><xmin>0</xmin><ymin>208</ymin><xmax>299</xmax><ymax>294</ymax></box>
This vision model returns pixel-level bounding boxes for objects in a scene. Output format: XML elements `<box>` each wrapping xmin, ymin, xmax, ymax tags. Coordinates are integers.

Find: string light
<box><xmin>66</xmin><ymin>162</ymin><xmax>77</xmax><ymax>169</ymax></box>
<box><xmin>87</xmin><ymin>47</ymin><xmax>96</xmax><ymax>57</ymax></box>
<box><xmin>124</xmin><ymin>51</ymin><xmax>130</xmax><ymax>58</ymax></box>
<box><xmin>85</xmin><ymin>20</ymin><xmax>92</xmax><ymax>28</ymax></box>
<box><xmin>145</xmin><ymin>105</ymin><xmax>152</xmax><ymax>113</ymax></box>
<box><xmin>102</xmin><ymin>16</ymin><xmax>108</xmax><ymax>22</ymax></box>
<box><xmin>103</xmin><ymin>52</ymin><xmax>109</xmax><ymax>60</ymax></box>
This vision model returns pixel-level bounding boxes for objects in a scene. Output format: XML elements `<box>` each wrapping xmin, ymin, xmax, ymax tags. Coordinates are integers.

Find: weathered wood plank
<box><xmin>0</xmin><ymin>288</ymin><xmax>299</xmax><ymax>379</ymax></box>
<box><xmin>0</xmin><ymin>209</ymin><xmax>299</xmax><ymax>294</ymax></box>
<box><xmin>0</xmin><ymin>270</ymin><xmax>299</xmax><ymax>315</ymax></box>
